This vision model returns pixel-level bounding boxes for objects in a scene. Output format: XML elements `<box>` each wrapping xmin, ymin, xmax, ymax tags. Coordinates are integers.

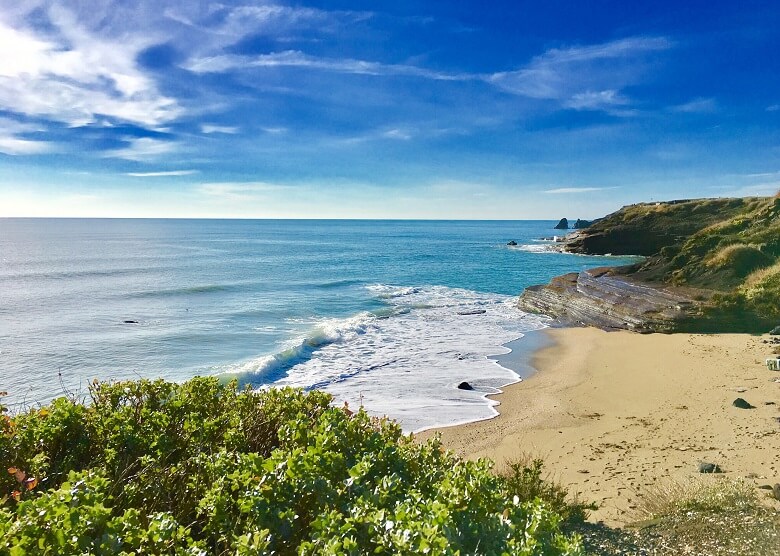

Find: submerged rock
<box><xmin>457</xmin><ymin>309</ymin><xmax>487</xmax><ymax>315</ymax></box>
<box><xmin>457</xmin><ymin>381</ymin><xmax>474</xmax><ymax>391</ymax></box>
<box><xmin>732</xmin><ymin>397</ymin><xmax>755</xmax><ymax>409</ymax></box>
<box><xmin>123</xmin><ymin>320</ymin><xmax>139</xmax><ymax>324</ymax></box>
<box><xmin>554</xmin><ymin>218</ymin><xmax>569</xmax><ymax>230</ymax></box>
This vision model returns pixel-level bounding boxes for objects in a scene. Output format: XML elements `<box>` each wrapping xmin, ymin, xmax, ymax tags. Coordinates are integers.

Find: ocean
<box><xmin>0</xmin><ymin>219</ymin><xmax>635</xmax><ymax>431</ymax></box>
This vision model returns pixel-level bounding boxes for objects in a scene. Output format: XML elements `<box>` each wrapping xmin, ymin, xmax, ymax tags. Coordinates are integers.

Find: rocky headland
<box><xmin>520</xmin><ymin>195</ymin><xmax>780</xmax><ymax>332</ymax></box>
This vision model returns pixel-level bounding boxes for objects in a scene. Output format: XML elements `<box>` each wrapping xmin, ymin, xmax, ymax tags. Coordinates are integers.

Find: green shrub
<box><xmin>0</xmin><ymin>378</ymin><xmax>583</xmax><ymax>555</ymax></box>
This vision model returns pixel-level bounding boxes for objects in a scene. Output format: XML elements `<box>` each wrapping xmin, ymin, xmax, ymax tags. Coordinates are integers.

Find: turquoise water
<box><xmin>0</xmin><ymin>219</ymin><xmax>635</xmax><ymax>430</ymax></box>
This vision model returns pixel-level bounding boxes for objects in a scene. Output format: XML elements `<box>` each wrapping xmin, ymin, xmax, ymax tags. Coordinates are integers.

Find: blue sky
<box><xmin>1</xmin><ymin>0</ymin><xmax>779</xmax><ymax>218</ymax></box>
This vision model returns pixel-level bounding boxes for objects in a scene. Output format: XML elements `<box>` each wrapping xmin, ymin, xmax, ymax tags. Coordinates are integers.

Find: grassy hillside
<box><xmin>568</xmin><ymin>194</ymin><xmax>780</xmax><ymax>331</ymax></box>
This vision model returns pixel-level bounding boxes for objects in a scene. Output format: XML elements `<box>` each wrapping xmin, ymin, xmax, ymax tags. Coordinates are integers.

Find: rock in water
<box><xmin>123</xmin><ymin>320</ymin><xmax>139</xmax><ymax>324</ymax></box>
<box><xmin>573</xmin><ymin>219</ymin><xmax>592</xmax><ymax>229</ymax></box>
<box><xmin>554</xmin><ymin>218</ymin><xmax>569</xmax><ymax>230</ymax></box>
<box><xmin>770</xmin><ymin>325</ymin><xmax>780</xmax><ymax>335</ymax></box>
<box><xmin>507</xmin><ymin>240</ymin><xmax>517</xmax><ymax>246</ymax></box>
<box><xmin>457</xmin><ymin>382</ymin><xmax>474</xmax><ymax>391</ymax></box>
<box><xmin>698</xmin><ymin>462</ymin><xmax>722</xmax><ymax>473</ymax></box>
<box><xmin>732</xmin><ymin>397</ymin><xmax>755</xmax><ymax>409</ymax></box>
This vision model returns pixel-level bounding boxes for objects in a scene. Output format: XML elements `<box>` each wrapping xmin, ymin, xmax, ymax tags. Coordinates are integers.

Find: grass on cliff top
<box><xmin>0</xmin><ymin>377</ymin><xmax>585</xmax><ymax>555</ymax></box>
<box><xmin>578</xmin><ymin>194</ymin><xmax>780</xmax><ymax>330</ymax></box>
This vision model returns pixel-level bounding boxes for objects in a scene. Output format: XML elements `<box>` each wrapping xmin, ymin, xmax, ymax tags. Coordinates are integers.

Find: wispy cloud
<box><xmin>185</xmin><ymin>50</ymin><xmax>474</xmax><ymax>81</ymax></box>
<box><xmin>766</xmin><ymin>104</ymin><xmax>779</xmax><ymax>112</ymax></box>
<box><xmin>198</xmin><ymin>181</ymin><xmax>289</xmax><ymax>201</ymax></box>
<box><xmin>201</xmin><ymin>124</ymin><xmax>239</xmax><ymax>134</ymax></box>
<box><xmin>670</xmin><ymin>97</ymin><xmax>717</xmax><ymax>113</ymax></box>
<box><xmin>490</xmin><ymin>37</ymin><xmax>671</xmax><ymax>111</ymax></box>
<box><xmin>126</xmin><ymin>170</ymin><xmax>199</xmax><ymax>177</ymax></box>
<box><xmin>0</xmin><ymin>134</ymin><xmax>57</xmax><ymax>155</ymax></box>
<box><xmin>544</xmin><ymin>186</ymin><xmax>617</xmax><ymax>194</ymax></box>
<box><xmin>104</xmin><ymin>138</ymin><xmax>179</xmax><ymax>161</ymax></box>
<box><xmin>0</xmin><ymin>5</ymin><xmax>181</xmax><ymax>129</ymax></box>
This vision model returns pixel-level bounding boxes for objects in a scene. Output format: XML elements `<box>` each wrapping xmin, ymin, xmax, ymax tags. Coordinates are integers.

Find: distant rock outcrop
<box><xmin>554</xmin><ymin>218</ymin><xmax>569</xmax><ymax>230</ymax></box>
<box><xmin>573</xmin><ymin>219</ymin><xmax>592</xmax><ymax>229</ymax></box>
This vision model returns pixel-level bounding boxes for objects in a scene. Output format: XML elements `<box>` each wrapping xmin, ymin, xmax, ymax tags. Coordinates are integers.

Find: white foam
<box><xmin>267</xmin><ymin>284</ymin><xmax>550</xmax><ymax>432</ymax></box>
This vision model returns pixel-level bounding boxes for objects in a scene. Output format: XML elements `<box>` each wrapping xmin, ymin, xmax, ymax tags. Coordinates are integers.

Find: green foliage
<box><xmin>500</xmin><ymin>459</ymin><xmax>596</xmax><ymax>526</ymax></box>
<box><xmin>0</xmin><ymin>378</ymin><xmax>583</xmax><ymax>555</ymax></box>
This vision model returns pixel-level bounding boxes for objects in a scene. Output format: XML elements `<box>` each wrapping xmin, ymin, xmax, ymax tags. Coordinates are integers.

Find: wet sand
<box><xmin>419</xmin><ymin>328</ymin><xmax>780</xmax><ymax>525</ymax></box>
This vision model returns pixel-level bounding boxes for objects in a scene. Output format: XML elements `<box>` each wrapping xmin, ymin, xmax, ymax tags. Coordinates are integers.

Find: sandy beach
<box><xmin>420</xmin><ymin>328</ymin><xmax>780</xmax><ymax>525</ymax></box>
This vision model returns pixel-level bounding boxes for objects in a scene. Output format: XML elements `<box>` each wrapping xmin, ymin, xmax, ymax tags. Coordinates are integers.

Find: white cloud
<box><xmin>198</xmin><ymin>181</ymin><xmax>288</xmax><ymax>201</ymax></box>
<box><xmin>0</xmin><ymin>6</ymin><xmax>181</xmax><ymax>128</ymax></box>
<box><xmin>490</xmin><ymin>37</ymin><xmax>671</xmax><ymax>110</ymax></box>
<box><xmin>126</xmin><ymin>170</ymin><xmax>199</xmax><ymax>177</ymax></box>
<box><xmin>201</xmin><ymin>124</ymin><xmax>239</xmax><ymax>134</ymax></box>
<box><xmin>104</xmin><ymin>138</ymin><xmax>179</xmax><ymax>161</ymax></box>
<box><xmin>0</xmin><ymin>134</ymin><xmax>56</xmax><ymax>155</ymax></box>
<box><xmin>671</xmin><ymin>97</ymin><xmax>717</xmax><ymax>113</ymax></box>
<box><xmin>185</xmin><ymin>50</ymin><xmax>474</xmax><ymax>81</ymax></box>
<box><xmin>564</xmin><ymin>89</ymin><xmax>630</xmax><ymax>111</ymax></box>
<box><xmin>544</xmin><ymin>186</ymin><xmax>617</xmax><ymax>194</ymax></box>
<box><xmin>766</xmin><ymin>104</ymin><xmax>779</xmax><ymax>112</ymax></box>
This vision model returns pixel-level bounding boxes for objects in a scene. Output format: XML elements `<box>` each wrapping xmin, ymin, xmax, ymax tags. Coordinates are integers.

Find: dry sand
<box><xmin>418</xmin><ymin>328</ymin><xmax>780</xmax><ymax>525</ymax></box>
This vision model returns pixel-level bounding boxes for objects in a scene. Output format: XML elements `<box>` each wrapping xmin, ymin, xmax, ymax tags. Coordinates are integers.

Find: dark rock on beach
<box><xmin>554</xmin><ymin>218</ymin><xmax>569</xmax><ymax>230</ymax></box>
<box><xmin>773</xmin><ymin>484</ymin><xmax>780</xmax><ymax>501</ymax></box>
<box><xmin>732</xmin><ymin>397</ymin><xmax>755</xmax><ymax>409</ymax></box>
<box><xmin>457</xmin><ymin>382</ymin><xmax>474</xmax><ymax>391</ymax></box>
<box><xmin>698</xmin><ymin>462</ymin><xmax>722</xmax><ymax>473</ymax></box>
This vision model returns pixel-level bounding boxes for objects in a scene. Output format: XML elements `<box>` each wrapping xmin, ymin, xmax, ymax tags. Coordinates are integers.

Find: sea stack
<box><xmin>554</xmin><ymin>218</ymin><xmax>569</xmax><ymax>230</ymax></box>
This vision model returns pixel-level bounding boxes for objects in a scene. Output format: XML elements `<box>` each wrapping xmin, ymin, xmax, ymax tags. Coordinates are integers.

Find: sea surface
<box><xmin>0</xmin><ymin>219</ymin><xmax>636</xmax><ymax>431</ymax></box>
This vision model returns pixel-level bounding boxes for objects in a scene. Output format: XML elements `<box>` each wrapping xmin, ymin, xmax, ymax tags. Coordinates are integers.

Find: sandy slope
<box><xmin>418</xmin><ymin>328</ymin><xmax>780</xmax><ymax>525</ymax></box>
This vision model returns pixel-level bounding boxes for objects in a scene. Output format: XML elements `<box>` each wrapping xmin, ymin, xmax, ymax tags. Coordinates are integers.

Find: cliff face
<box><xmin>519</xmin><ymin>268</ymin><xmax>698</xmax><ymax>332</ymax></box>
<box><xmin>520</xmin><ymin>195</ymin><xmax>780</xmax><ymax>332</ymax></box>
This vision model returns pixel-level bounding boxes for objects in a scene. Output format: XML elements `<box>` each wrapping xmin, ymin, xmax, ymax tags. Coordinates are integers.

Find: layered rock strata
<box><xmin>518</xmin><ymin>267</ymin><xmax>697</xmax><ymax>332</ymax></box>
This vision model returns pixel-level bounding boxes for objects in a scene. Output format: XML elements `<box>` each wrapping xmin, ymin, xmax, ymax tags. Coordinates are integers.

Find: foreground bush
<box><xmin>0</xmin><ymin>378</ymin><xmax>582</xmax><ymax>555</ymax></box>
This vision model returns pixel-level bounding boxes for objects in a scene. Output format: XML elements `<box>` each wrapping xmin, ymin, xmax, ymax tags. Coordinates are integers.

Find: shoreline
<box><xmin>417</xmin><ymin>327</ymin><xmax>780</xmax><ymax>525</ymax></box>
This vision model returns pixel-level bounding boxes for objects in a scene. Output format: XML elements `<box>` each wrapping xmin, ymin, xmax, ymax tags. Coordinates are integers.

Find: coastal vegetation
<box><xmin>558</xmin><ymin>194</ymin><xmax>780</xmax><ymax>331</ymax></box>
<box><xmin>0</xmin><ymin>378</ymin><xmax>584</xmax><ymax>555</ymax></box>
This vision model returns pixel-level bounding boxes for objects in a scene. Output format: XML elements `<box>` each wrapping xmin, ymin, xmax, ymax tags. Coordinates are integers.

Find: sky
<box><xmin>0</xmin><ymin>0</ymin><xmax>779</xmax><ymax>219</ymax></box>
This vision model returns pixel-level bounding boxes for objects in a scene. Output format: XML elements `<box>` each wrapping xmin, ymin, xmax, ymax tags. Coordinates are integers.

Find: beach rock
<box><xmin>573</xmin><ymin>219</ymin><xmax>592</xmax><ymax>229</ymax></box>
<box><xmin>698</xmin><ymin>462</ymin><xmax>722</xmax><ymax>473</ymax></box>
<box><xmin>773</xmin><ymin>484</ymin><xmax>780</xmax><ymax>501</ymax></box>
<box><xmin>517</xmin><ymin>268</ymin><xmax>697</xmax><ymax>332</ymax></box>
<box><xmin>457</xmin><ymin>381</ymin><xmax>474</xmax><ymax>391</ymax></box>
<box><xmin>770</xmin><ymin>325</ymin><xmax>780</xmax><ymax>335</ymax></box>
<box><xmin>732</xmin><ymin>397</ymin><xmax>755</xmax><ymax>409</ymax></box>
<box><xmin>507</xmin><ymin>240</ymin><xmax>517</xmax><ymax>246</ymax></box>
<box><xmin>554</xmin><ymin>218</ymin><xmax>569</xmax><ymax>230</ymax></box>
<box><xmin>123</xmin><ymin>320</ymin><xmax>139</xmax><ymax>324</ymax></box>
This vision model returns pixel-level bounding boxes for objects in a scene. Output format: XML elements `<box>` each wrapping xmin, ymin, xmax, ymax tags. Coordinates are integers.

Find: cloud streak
<box><xmin>126</xmin><ymin>170</ymin><xmax>199</xmax><ymax>177</ymax></box>
<box><xmin>544</xmin><ymin>186</ymin><xmax>617</xmax><ymax>194</ymax></box>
